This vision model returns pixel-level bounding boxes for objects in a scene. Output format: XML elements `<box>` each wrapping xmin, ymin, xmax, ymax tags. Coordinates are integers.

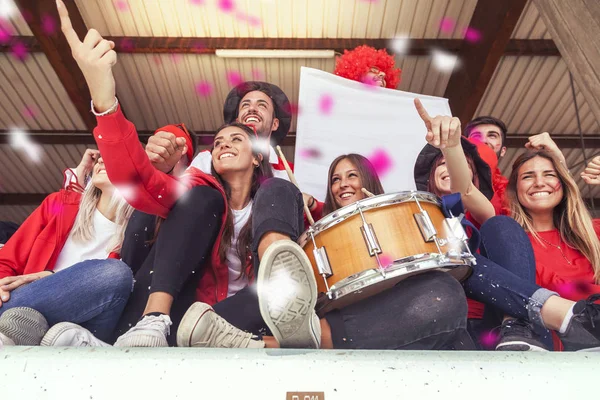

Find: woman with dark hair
<box><xmin>177</xmin><ymin>152</ymin><xmax>473</xmax><ymax>351</ymax></box>
<box><xmin>413</xmin><ymin>99</ymin><xmax>600</xmax><ymax>351</ymax></box>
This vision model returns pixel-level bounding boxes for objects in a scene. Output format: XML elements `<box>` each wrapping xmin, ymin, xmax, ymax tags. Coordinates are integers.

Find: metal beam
<box><xmin>444</xmin><ymin>0</ymin><xmax>528</xmax><ymax>124</ymax></box>
<box><xmin>13</xmin><ymin>0</ymin><xmax>97</xmax><ymax>131</ymax></box>
<box><xmin>0</xmin><ymin>193</ymin><xmax>47</xmax><ymax>205</ymax></box>
<box><xmin>0</xmin><ymin>36</ymin><xmax>559</xmax><ymax>57</ymax></box>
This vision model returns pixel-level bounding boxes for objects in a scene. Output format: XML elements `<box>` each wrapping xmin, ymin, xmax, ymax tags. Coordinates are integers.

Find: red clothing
<box><xmin>0</xmin><ymin>189</ymin><xmax>119</xmax><ymax>279</ymax></box>
<box><xmin>529</xmin><ymin>220</ymin><xmax>600</xmax><ymax>302</ymax></box>
<box><xmin>93</xmin><ymin>107</ymin><xmax>231</xmax><ymax>305</ymax></box>
<box><xmin>491</xmin><ymin>168</ymin><xmax>509</xmax><ymax>216</ymax></box>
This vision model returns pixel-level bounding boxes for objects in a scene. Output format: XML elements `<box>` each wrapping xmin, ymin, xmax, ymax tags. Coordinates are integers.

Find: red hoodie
<box><xmin>93</xmin><ymin>107</ymin><xmax>231</xmax><ymax>305</ymax></box>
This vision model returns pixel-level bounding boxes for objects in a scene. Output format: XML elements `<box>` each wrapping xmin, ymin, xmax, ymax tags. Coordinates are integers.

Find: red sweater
<box><xmin>93</xmin><ymin>107</ymin><xmax>231</xmax><ymax>305</ymax></box>
<box><xmin>529</xmin><ymin>220</ymin><xmax>600</xmax><ymax>301</ymax></box>
<box><xmin>0</xmin><ymin>189</ymin><xmax>119</xmax><ymax>278</ymax></box>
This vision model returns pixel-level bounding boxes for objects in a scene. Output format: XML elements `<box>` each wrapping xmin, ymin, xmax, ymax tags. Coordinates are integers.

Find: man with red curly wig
<box><xmin>334</xmin><ymin>45</ymin><xmax>401</xmax><ymax>89</ymax></box>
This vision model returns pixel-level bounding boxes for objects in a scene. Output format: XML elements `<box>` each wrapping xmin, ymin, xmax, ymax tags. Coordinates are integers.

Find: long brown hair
<box><xmin>210</xmin><ymin>123</ymin><xmax>273</xmax><ymax>278</ymax></box>
<box><xmin>426</xmin><ymin>153</ymin><xmax>480</xmax><ymax>197</ymax></box>
<box><xmin>507</xmin><ymin>150</ymin><xmax>600</xmax><ymax>282</ymax></box>
<box><xmin>323</xmin><ymin>154</ymin><xmax>384</xmax><ymax>215</ymax></box>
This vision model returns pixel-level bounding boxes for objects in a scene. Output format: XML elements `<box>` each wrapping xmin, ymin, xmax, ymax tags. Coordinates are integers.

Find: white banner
<box><xmin>294</xmin><ymin>67</ymin><xmax>452</xmax><ymax>202</ymax></box>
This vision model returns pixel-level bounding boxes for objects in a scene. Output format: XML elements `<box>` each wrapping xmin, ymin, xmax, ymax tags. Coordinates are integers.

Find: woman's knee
<box><xmin>179</xmin><ymin>186</ymin><xmax>225</xmax><ymax>218</ymax></box>
<box><xmin>255</xmin><ymin>178</ymin><xmax>300</xmax><ymax>201</ymax></box>
<box><xmin>96</xmin><ymin>259</ymin><xmax>134</xmax><ymax>296</ymax></box>
<box><xmin>480</xmin><ymin>215</ymin><xmax>520</xmax><ymax>237</ymax></box>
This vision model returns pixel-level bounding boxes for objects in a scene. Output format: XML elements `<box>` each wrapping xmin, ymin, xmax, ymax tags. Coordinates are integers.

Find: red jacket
<box><xmin>93</xmin><ymin>107</ymin><xmax>230</xmax><ymax>305</ymax></box>
<box><xmin>0</xmin><ymin>190</ymin><xmax>77</xmax><ymax>278</ymax></box>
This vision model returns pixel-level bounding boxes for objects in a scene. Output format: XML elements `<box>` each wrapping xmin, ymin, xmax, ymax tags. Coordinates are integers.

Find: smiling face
<box><xmin>516</xmin><ymin>156</ymin><xmax>563</xmax><ymax>215</ymax></box>
<box><xmin>362</xmin><ymin>67</ymin><xmax>387</xmax><ymax>87</ymax></box>
<box><xmin>467</xmin><ymin>123</ymin><xmax>506</xmax><ymax>159</ymax></box>
<box><xmin>211</xmin><ymin>126</ymin><xmax>259</xmax><ymax>177</ymax></box>
<box><xmin>431</xmin><ymin>156</ymin><xmax>475</xmax><ymax>196</ymax></box>
<box><xmin>237</xmin><ymin>90</ymin><xmax>279</xmax><ymax>139</ymax></box>
<box><xmin>91</xmin><ymin>157</ymin><xmax>112</xmax><ymax>191</ymax></box>
<box><xmin>330</xmin><ymin>158</ymin><xmax>367</xmax><ymax>208</ymax></box>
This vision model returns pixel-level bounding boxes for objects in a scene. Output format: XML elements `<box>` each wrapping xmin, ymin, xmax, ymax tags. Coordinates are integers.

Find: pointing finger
<box><xmin>57</xmin><ymin>0</ymin><xmax>81</xmax><ymax>48</ymax></box>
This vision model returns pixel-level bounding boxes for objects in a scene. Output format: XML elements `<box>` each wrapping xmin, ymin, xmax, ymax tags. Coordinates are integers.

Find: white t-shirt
<box><xmin>225</xmin><ymin>200</ymin><xmax>253</xmax><ymax>297</ymax></box>
<box><xmin>189</xmin><ymin>146</ymin><xmax>289</xmax><ymax>181</ymax></box>
<box><xmin>53</xmin><ymin>209</ymin><xmax>117</xmax><ymax>272</ymax></box>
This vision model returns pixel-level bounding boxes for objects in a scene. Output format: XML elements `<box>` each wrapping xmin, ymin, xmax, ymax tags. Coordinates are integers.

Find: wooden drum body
<box><xmin>298</xmin><ymin>191</ymin><xmax>475</xmax><ymax>315</ymax></box>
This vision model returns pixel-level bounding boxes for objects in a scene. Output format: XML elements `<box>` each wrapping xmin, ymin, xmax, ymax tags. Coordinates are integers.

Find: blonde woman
<box><xmin>0</xmin><ymin>153</ymin><xmax>134</xmax><ymax>346</ymax></box>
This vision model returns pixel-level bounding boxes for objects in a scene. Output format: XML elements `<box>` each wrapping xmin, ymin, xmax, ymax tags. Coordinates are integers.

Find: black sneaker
<box><xmin>495</xmin><ymin>318</ymin><xmax>550</xmax><ymax>352</ymax></box>
<box><xmin>559</xmin><ymin>294</ymin><xmax>600</xmax><ymax>352</ymax></box>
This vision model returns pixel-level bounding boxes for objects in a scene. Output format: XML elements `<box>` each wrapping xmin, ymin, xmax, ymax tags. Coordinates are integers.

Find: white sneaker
<box><xmin>114</xmin><ymin>314</ymin><xmax>172</xmax><ymax>347</ymax></box>
<box><xmin>257</xmin><ymin>240</ymin><xmax>321</xmax><ymax>349</ymax></box>
<box><xmin>0</xmin><ymin>331</ymin><xmax>15</xmax><ymax>346</ymax></box>
<box><xmin>41</xmin><ymin>322</ymin><xmax>111</xmax><ymax>347</ymax></box>
<box><xmin>177</xmin><ymin>302</ymin><xmax>265</xmax><ymax>348</ymax></box>
<box><xmin>0</xmin><ymin>307</ymin><xmax>49</xmax><ymax>346</ymax></box>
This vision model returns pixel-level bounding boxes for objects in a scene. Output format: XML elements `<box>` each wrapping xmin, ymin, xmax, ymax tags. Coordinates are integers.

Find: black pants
<box><xmin>214</xmin><ymin>179</ymin><xmax>471</xmax><ymax>349</ymax></box>
<box><xmin>114</xmin><ymin>185</ymin><xmax>225</xmax><ymax>345</ymax></box>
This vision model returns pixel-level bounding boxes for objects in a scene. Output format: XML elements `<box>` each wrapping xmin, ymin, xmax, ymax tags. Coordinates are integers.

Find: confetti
<box><xmin>218</xmin><ymin>0</ymin><xmax>235</xmax><ymax>13</ymax></box>
<box><xmin>439</xmin><ymin>17</ymin><xmax>455</xmax><ymax>33</ymax></box>
<box><xmin>378</xmin><ymin>253</ymin><xmax>393</xmax><ymax>268</ymax></box>
<box><xmin>318</xmin><ymin>94</ymin><xmax>334</xmax><ymax>115</ymax></box>
<box><xmin>114</xmin><ymin>0</ymin><xmax>129</xmax><ymax>12</ymax></box>
<box><xmin>9</xmin><ymin>129</ymin><xmax>42</xmax><ymax>163</ymax></box>
<box><xmin>368</xmin><ymin>148</ymin><xmax>393</xmax><ymax>177</ymax></box>
<box><xmin>22</xmin><ymin>105</ymin><xmax>37</xmax><ymax>119</ymax></box>
<box><xmin>251</xmin><ymin>68</ymin><xmax>264</xmax><ymax>80</ymax></box>
<box><xmin>431</xmin><ymin>49</ymin><xmax>460</xmax><ymax>73</ymax></box>
<box><xmin>297</xmin><ymin>148</ymin><xmax>322</xmax><ymax>160</ymax></box>
<box><xmin>226</xmin><ymin>70</ymin><xmax>243</xmax><ymax>86</ymax></box>
<box><xmin>283</xmin><ymin>102</ymin><xmax>301</xmax><ymax>116</ymax></box>
<box><xmin>41</xmin><ymin>14</ymin><xmax>56</xmax><ymax>35</ymax></box>
<box><xmin>170</xmin><ymin>53</ymin><xmax>183</xmax><ymax>64</ymax></box>
<box><xmin>119</xmin><ymin>38</ymin><xmax>134</xmax><ymax>52</ymax></box>
<box><xmin>189</xmin><ymin>0</ymin><xmax>204</xmax><ymax>5</ymax></box>
<box><xmin>195</xmin><ymin>81</ymin><xmax>213</xmax><ymax>97</ymax></box>
<box><xmin>479</xmin><ymin>330</ymin><xmax>499</xmax><ymax>348</ymax></box>
<box><xmin>251</xmin><ymin>137</ymin><xmax>270</xmax><ymax>155</ymax></box>
<box><xmin>389</xmin><ymin>35</ymin><xmax>410</xmax><ymax>55</ymax></box>
<box><xmin>11</xmin><ymin>40</ymin><xmax>28</xmax><ymax>61</ymax></box>
<box><xmin>0</xmin><ymin>0</ymin><xmax>18</xmax><ymax>20</ymax></box>
<box><xmin>464</xmin><ymin>27</ymin><xmax>482</xmax><ymax>43</ymax></box>
<box><xmin>114</xmin><ymin>184</ymin><xmax>137</xmax><ymax>202</ymax></box>
<box><xmin>0</xmin><ymin>21</ymin><xmax>10</xmax><ymax>44</ymax></box>
<box><xmin>236</xmin><ymin>11</ymin><xmax>261</xmax><ymax>27</ymax></box>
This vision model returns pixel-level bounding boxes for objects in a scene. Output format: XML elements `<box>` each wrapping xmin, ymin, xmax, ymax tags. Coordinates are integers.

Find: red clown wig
<box><xmin>334</xmin><ymin>45</ymin><xmax>402</xmax><ymax>89</ymax></box>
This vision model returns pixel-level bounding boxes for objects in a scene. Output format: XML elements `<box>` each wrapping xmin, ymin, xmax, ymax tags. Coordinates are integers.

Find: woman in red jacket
<box><xmin>0</xmin><ymin>155</ymin><xmax>134</xmax><ymax>346</ymax></box>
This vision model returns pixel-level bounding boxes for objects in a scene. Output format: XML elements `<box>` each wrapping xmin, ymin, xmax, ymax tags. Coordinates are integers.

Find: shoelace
<box><xmin>129</xmin><ymin>315</ymin><xmax>172</xmax><ymax>336</ymax></box>
<box><xmin>210</xmin><ymin>314</ymin><xmax>251</xmax><ymax>348</ymax></box>
<box><xmin>580</xmin><ymin>294</ymin><xmax>600</xmax><ymax>329</ymax></box>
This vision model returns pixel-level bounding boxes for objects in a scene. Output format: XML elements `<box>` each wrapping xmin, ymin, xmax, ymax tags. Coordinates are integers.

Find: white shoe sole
<box><xmin>257</xmin><ymin>241</ymin><xmax>318</xmax><ymax>348</ymax></box>
<box><xmin>176</xmin><ymin>302</ymin><xmax>213</xmax><ymax>347</ymax></box>
<box><xmin>496</xmin><ymin>340</ymin><xmax>549</xmax><ymax>352</ymax></box>
<box><xmin>41</xmin><ymin>322</ymin><xmax>80</xmax><ymax>346</ymax></box>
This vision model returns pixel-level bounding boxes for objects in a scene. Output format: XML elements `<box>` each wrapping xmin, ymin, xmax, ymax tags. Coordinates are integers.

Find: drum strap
<box><xmin>441</xmin><ymin>193</ymin><xmax>481</xmax><ymax>252</ymax></box>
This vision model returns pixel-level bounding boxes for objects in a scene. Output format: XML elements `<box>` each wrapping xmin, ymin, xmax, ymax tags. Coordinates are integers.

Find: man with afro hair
<box><xmin>334</xmin><ymin>45</ymin><xmax>401</xmax><ymax>89</ymax></box>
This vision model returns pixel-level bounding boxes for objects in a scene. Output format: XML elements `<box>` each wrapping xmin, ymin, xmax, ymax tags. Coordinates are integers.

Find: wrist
<box><xmin>308</xmin><ymin>196</ymin><xmax>316</xmax><ymax>210</ymax></box>
<box><xmin>91</xmin><ymin>97</ymin><xmax>119</xmax><ymax>115</ymax></box>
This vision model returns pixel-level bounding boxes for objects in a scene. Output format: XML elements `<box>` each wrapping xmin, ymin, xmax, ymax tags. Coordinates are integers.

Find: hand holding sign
<box><xmin>57</xmin><ymin>0</ymin><xmax>117</xmax><ymax>112</ymax></box>
<box><xmin>414</xmin><ymin>98</ymin><xmax>461</xmax><ymax>150</ymax></box>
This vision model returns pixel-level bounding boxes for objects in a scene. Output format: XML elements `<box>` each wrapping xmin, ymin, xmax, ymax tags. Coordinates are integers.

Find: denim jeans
<box><xmin>464</xmin><ymin>216</ymin><xmax>556</xmax><ymax>343</ymax></box>
<box><xmin>0</xmin><ymin>259</ymin><xmax>133</xmax><ymax>341</ymax></box>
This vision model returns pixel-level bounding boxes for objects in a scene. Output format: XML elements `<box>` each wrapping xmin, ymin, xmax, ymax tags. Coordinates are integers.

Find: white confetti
<box><xmin>8</xmin><ymin>129</ymin><xmax>42</xmax><ymax>163</ymax></box>
<box><xmin>0</xmin><ymin>0</ymin><xmax>18</xmax><ymax>19</ymax></box>
<box><xmin>251</xmin><ymin>137</ymin><xmax>271</xmax><ymax>156</ymax></box>
<box><xmin>431</xmin><ymin>49</ymin><xmax>460</xmax><ymax>73</ymax></box>
<box><xmin>389</xmin><ymin>35</ymin><xmax>410</xmax><ymax>55</ymax></box>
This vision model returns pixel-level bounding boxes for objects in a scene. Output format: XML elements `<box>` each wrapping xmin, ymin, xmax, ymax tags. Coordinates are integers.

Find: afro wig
<box><xmin>334</xmin><ymin>45</ymin><xmax>401</xmax><ymax>89</ymax></box>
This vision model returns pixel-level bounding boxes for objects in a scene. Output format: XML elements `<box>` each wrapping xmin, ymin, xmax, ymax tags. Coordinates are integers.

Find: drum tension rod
<box><xmin>308</xmin><ymin>228</ymin><xmax>333</xmax><ymax>297</ymax></box>
<box><xmin>357</xmin><ymin>207</ymin><xmax>387</xmax><ymax>277</ymax></box>
<box><xmin>412</xmin><ymin>194</ymin><xmax>444</xmax><ymax>256</ymax></box>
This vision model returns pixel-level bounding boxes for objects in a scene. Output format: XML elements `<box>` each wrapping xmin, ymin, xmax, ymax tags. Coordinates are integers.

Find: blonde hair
<box><xmin>507</xmin><ymin>150</ymin><xmax>600</xmax><ymax>282</ymax></box>
<box><xmin>70</xmin><ymin>182</ymin><xmax>134</xmax><ymax>254</ymax></box>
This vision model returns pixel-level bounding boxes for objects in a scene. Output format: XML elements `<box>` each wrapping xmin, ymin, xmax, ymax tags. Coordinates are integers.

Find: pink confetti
<box><xmin>191</xmin><ymin>41</ymin><xmax>206</xmax><ymax>53</ymax></box>
<box><xmin>283</xmin><ymin>102</ymin><xmax>301</xmax><ymax>116</ymax></box>
<box><xmin>251</xmin><ymin>68</ymin><xmax>263</xmax><ymax>80</ymax></box>
<box><xmin>114</xmin><ymin>0</ymin><xmax>129</xmax><ymax>12</ymax></box>
<box><xmin>318</xmin><ymin>94</ymin><xmax>334</xmax><ymax>115</ymax></box>
<box><xmin>439</xmin><ymin>17</ymin><xmax>455</xmax><ymax>33</ymax></box>
<box><xmin>11</xmin><ymin>41</ymin><xmax>28</xmax><ymax>61</ymax></box>
<box><xmin>41</xmin><ymin>14</ymin><xmax>56</xmax><ymax>35</ymax></box>
<box><xmin>218</xmin><ymin>0</ymin><xmax>235</xmax><ymax>13</ymax></box>
<box><xmin>195</xmin><ymin>81</ymin><xmax>213</xmax><ymax>97</ymax></box>
<box><xmin>50</xmin><ymin>203</ymin><xmax>64</xmax><ymax>215</ymax></box>
<box><xmin>479</xmin><ymin>330</ymin><xmax>499</xmax><ymax>349</ymax></box>
<box><xmin>379</xmin><ymin>253</ymin><xmax>393</xmax><ymax>268</ymax></box>
<box><xmin>170</xmin><ymin>54</ymin><xmax>183</xmax><ymax>64</ymax></box>
<box><xmin>22</xmin><ymin>105</ymin><xmax>37</xmax><ymax>119</ymax></box>
<box><xmin>236</xmin><ymin>11</ymin><xmax>261</xmax><ymax>27</ymax></box>
<box><xmin>556</xmin><ymin>282</ymin><xmax>576</xmax><ymax>297</ymax></box>
<box><xmin>119</xmin><ymin>38</ymin><xmax>134</xmax><ymax>51</ymax></box>
<box><xmin>298</xmin><ymin>148</ymin><xmax>322</xmax><ymax>160</ymax></box>
<box><xmin>226</xmin><ymin>70</ymin><xmax>243</xmax><ymax>86</ymax></box>
<box><xmin>368</xmin><ymin>148</ymin><xmax>393</xmax><ymax>177</ymax></box>
<box><xmin>464</xmin><ymin>27</ymin><xmax>482</xmax><ymax>43</ymax></box>
<box><xmin>190</xmin><ymin>0</ymin><xmax>204</xmax><ymax>5</ymax></box>
<box><xmin>152</xmin><ymin>55</ymin><xmax>162</xmax><ymax>65</ymax></box>
<box><xmin>0</xmin><ymin>28</ymin><xmax>9</xmax><ymax>44</ymax></box>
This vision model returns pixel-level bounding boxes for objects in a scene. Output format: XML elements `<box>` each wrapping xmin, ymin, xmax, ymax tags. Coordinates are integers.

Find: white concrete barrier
<box><xmin>0</xmin><ymin>347</ymin><xmax>596</xmax><ymax>399</ymax></box>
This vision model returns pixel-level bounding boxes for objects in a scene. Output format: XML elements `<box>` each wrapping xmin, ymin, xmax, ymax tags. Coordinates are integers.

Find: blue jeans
<box><xmin>464</xmin><ymin>216</ymin><xmax>555</xmax><ymax>344</ymax></box>
<box><xmin>0</xmin><ymin>259</ymin><xmax>133</xmax><ymax>341</ymax></box>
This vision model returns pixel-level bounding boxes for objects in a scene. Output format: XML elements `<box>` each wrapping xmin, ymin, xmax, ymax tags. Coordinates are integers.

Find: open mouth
<box><xmin>339</xmin><ymin>192</ymin><xmax>354</xmax><ymax>200</ymax></box>
<box><xmin>244</xmin><ymin>115</ymin><xmax>261</xmax><ymax>124</ymax></box>
<box><xmin>219</xmin><ymin>152</ymin><xmax>236</xmax><ymax>160</ymax></box>
<box><xmin>529</xmin><ymin>191</ymin><xmax>552</xmax><ymax>198</ymax></box>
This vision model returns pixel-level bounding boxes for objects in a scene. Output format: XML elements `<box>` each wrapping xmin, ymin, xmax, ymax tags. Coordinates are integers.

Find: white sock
<box><xmin>559</xmin><ymin>304</ymin><xmax>576</xmax><ymax>334</ymax></box>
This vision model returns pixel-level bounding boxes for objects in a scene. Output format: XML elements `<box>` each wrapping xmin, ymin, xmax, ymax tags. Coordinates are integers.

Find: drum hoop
<box><xmin>299</xmin><ymin>190</ymin><xmax>440</xmax><ymax>247</ymax></box>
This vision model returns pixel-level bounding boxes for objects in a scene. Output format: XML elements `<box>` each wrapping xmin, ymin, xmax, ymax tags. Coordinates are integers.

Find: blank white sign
<box><xmin>294</xmin><ymin>67</ymin><xmax>452</xmax><ymax>202</ymax></box>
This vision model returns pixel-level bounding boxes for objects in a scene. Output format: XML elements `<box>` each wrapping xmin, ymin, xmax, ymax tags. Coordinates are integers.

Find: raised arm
<box><xmin>414</xmin><ymin>98</ymin><xmax>495</xmax><ymax>224</ymax></box>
